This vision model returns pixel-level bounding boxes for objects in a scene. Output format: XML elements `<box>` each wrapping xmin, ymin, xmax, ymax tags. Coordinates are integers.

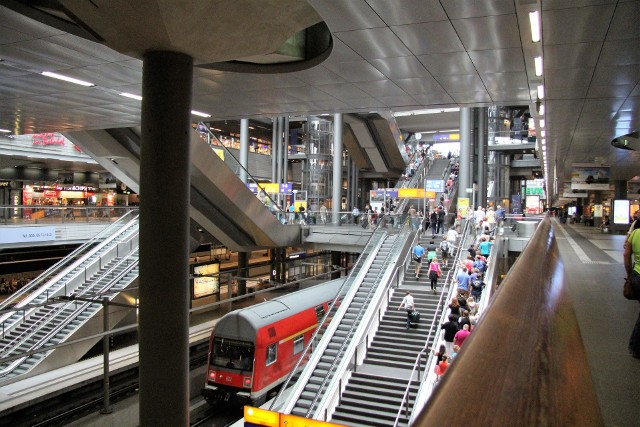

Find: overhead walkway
<box><xmin>0</xmin><ymin>212</ymin><xmax>140</xmax><ymax>383</ymax></box>
<box><xmin>64</xmin><ymin>126</ymin><xmax>300</xmax><ymax>252</ymax></box>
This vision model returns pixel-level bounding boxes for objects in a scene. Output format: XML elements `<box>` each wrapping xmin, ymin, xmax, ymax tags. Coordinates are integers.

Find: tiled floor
<box><xmin>553</xmin><ymin>220</ymin><xmax>639</xmax><ymax>427</ymax></box>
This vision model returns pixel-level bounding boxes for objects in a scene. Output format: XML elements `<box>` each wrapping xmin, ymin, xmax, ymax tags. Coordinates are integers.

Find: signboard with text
<box><xmin>0</xmin><ymin>227</ymin><xmax>56</xmax><ymax>244</ymax></box>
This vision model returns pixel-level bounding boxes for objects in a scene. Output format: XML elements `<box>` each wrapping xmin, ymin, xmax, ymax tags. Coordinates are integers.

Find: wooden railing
<box><xmin>412</xmin><ymin>216</ymin><xmax>604</xmax><ymax>426</ymax></box>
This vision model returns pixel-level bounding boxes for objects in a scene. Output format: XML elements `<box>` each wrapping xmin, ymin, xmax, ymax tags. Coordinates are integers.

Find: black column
<box><xmin>139</xmin><ymin>51</ymin><xmax>193</xmax><ymax>426</ymax></box>
<box><xmin>331</xmin><ymin>251</ymin><xmax>341</xmax><ymax>280</ymax></box>
<box><xmin>237</xmin><ymin>252</ymin><xmax>248</xmax><ymax>295</ymax></box>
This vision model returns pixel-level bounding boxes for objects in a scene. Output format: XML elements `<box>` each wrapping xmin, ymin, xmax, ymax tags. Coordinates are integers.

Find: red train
<box><xmin>201</xmin><ymin>280</ymin><xmax>343</xmax><ymax>406</ymax></box>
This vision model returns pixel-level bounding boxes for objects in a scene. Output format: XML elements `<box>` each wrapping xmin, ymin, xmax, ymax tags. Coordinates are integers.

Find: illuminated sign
<box><xmin>55</xmin><ymin>185</ymin><xmax>95</xmax><ymax>192</ymax></box>
<box><xmin>433</xmin><ymin>133</ymin><xmax>460</xmax><ymax>141</ymax></box>
<box><xmin>613</xmin><ymin>199</ymin><xmax>630</xmax><ymax>225</ymax></box>
<box><xmin>425</xmin><ymin>180</ymin><xmax>444</xmax><ymax>192</ymax></box>
<box><xmin>397</xmin><ymin>188</ymin><xmax>435</xmax><ymax>198</ymax></box>
<box><xmin>247</xmin><ymin>183</ymin><xmax>292</xmax><ymax>194</ymax></box>
<box><xmin>244</xmin><ymin>406</ymin><xmax>346</xmax><ymax>427</ymax></box>
<box><xmin>193</xmin><ymin>262</ymin><xmax>220</xmax><ymax>298</ymax></box>
<box><xmin>32</xmin><ymin>133</ymin><xmax>65</xmax><ymax>146</ymax></box>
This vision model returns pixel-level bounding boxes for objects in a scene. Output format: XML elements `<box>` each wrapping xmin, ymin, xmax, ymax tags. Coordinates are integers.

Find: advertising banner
<box><xmin>511</xmin><ymin>194</ymin><xmax>522</xmax><ymax>214</ymax></box>
<box><xmin>571</xmin><ymin>164</ymin><xmax>610</xmax><ymax>190</ymax></box>
<box><xmin>457</xmin><ymin>197</ymin><xmax>469</xmax><ymax>218</ymax></box>
<box><xmin>193</xmin><ymin>262</ymin><xmax>220</xmax><ymax>298</ymax></box>
<box><xmin>425</xmin><ymin>179</ymin><xmax>445</xmax><ymax>192</ymax></box>
<box><xmin>613</xmin><ymin>199</ymin><xmax>630</xmax><ymax>225</ymax></box>
<box><xmin>0</xmin><ymin>226</ymin><xmax>56</xmax><ymax>244</ymax></box>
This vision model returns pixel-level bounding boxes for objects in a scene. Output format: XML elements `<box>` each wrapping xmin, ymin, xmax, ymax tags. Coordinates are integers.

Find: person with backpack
<box><xmin>412</xmin><ymin>242</ymin><xmax>425</xmax><ymax>279</ymax></box>
<box><xmin>440</xmin><ymin>238</ymin><xmax>450</xmax><ymax>267</ymax></box>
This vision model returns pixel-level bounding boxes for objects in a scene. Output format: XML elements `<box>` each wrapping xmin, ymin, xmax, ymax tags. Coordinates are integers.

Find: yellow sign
<box><xmin>212</xmin><ymin>147</ymin><xmax>225</xmax><ymax>160</ymax></box>
<box><xmin>458</xmin><ymin>197</ymin><xmax>470</xmax><ymax>218</ymax></box>
<box><xmin>244</xmin><ymin>406</ymin><xmax>346</xmax><ymax>427</ymax></box>
<box><xmin>259</xmin><ymin>183</ymin><xmax>280</xmax><ymax>194</ymax></box>
<box><xmin>398</xmin><ymin>188</ymin><xmax>424</xmax><ymax>198</ymax></box>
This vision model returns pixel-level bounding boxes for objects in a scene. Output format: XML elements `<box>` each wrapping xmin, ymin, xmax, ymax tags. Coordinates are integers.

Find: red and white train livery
<box><xmin>201</xmin><ymin>279</ymin><xmax>343</xmax><ymax>405</ymax></box>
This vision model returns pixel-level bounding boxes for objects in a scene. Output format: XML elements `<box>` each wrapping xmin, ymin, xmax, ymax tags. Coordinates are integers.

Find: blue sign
<box><xmin>425</xmin><ymin>180</ymin><xmax>444</xmax><ymax>192</ymax></box>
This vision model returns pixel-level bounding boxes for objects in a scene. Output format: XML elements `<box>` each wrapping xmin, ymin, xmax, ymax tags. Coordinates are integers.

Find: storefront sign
<box><xmin>0</xmin><ymin>181</ymin><xmax>10</xmax><ymax>188</ymax></box>
<box><xmin>0</xmin><ymin>226</ymin><xmax>56</xmax><ymax>244</ymax></box>
<box><xmin>55</xmin><ymin>185</ymin><xmax>94</xmax><ymax>192</ymax></box>
<box><xmin>32</xmin><ymin>133</ymin><xmax>65</xmax><ymax>146</ymax></box>
<box><xmin>593</xmin><ymin>205</ymin><xmax>603</xmax><ymax>218</ymax></box>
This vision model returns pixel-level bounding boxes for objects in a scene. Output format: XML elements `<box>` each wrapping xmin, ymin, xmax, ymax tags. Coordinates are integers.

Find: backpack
<box><xmin>440</xmin><ymin>240</ymin><xmax>449</xmax><ymax>253</ymax></box>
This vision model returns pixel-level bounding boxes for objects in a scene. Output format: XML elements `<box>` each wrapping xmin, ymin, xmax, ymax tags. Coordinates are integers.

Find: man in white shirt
<box><xmin>352</xmin><ymin>206</ymin><xmax>360</xmax><ymax>224</ymax></box>
<box><xmin>398</xmin><ymin>290</ymin><xmax>415</xmax><ymax>329</ymax></box>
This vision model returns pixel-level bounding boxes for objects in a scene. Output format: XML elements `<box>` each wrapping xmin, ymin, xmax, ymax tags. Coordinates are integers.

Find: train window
<box><xmin>293</xmin><ymin>335</ymin><xmax>304</xmax><ymax>355</ymax></box>
<box><xmin>314</xmin><ymin>305</ymin><xmax>325</xmax><ymax>323</ymax></box>
<box><xmin>212</xmin><ymin>337</ymin><xmax>254</xmax><ymax>372</ymax></box>
<box><xmin>266</xmin><ymin>343</ymin><xmax>277</xmax><ymax>366</ymax></box>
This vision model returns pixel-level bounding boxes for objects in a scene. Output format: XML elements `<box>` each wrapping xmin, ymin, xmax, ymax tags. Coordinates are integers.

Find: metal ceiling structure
<box><xmin>0</xmin><ymin>1</ymin><xmax>639</xmax><ymax>202</ymax></box>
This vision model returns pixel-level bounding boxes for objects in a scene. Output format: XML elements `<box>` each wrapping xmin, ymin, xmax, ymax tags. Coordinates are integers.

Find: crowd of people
<box><xmin>0</xmin><ymin>276</ymin><xmax>33</xmax><ymax>296</ymax></box>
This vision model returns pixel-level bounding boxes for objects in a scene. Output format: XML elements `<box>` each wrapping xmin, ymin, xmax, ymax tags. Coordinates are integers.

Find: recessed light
<box><xmin>120</xmin><ymin>92</ymin><xmax>143</xmax><ymax>100</ymax></box>
<box><xmin>534</xmin><ymin>56</ymin><xmax>543</xmax><ymax>76</ymax></box>
<box><xmin>191</xmin><ymin>110</ymin><xmax>211</xmax><ymax>118</ymax></box>
<box><xmin>529</xmin><ymin>11</ymin><xmax>541</xmax><ymax>43</ymax></box>
<box><xmin>41</xmin><ymin>71</ymin><xmax>95</xmax><ymax>87</ymax></box>
<box><xmin>537</xmin><ymin>84</ymin><xmax>545</xmax><ymax>99</ymax></box>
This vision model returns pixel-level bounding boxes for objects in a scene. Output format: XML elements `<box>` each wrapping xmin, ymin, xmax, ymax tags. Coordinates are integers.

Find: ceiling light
<box><xmin>534</xmin><ymin>56</ymin><xmax>543</xmax><ymax>76</ymax></box>
<box><xmin>41</xmin><ymin>71</ymin><xmax>95</xmax><ymax>87</ymax></box>
<box><xmin>541</xmin><ymin>130</ymin><xmax>546</xmax><ymax>137</ymax></box>
<box><xmin>539</xmin><ymin>119</ymin><xmax>545</xmax><ymax>128</ymax></box>
<box><xmin>439</xmin><ymin>129</ymin><xmax>460</xmax><ymax>133</ymax></box>
<box><xmin>541</xmin><ymin>138</ymin><xmax>546</xmax><ymax>145</ymax></box>
<box><xmin>415</xmin><ymin>133</ymin><xmax>422</xmax><ymax>140</ymax></box>
<box><xmin>529</xmin><ymin>11</ymin><xmax>541</xmax><ymax>42</ymax></box>
<box><xmin>191</xmin><ymin>110</ymin><xmax>211</xmax><ymax>118</ymax></box>
<box><xmin>537</xmin><ymin>84</ymin><xmax>545</xmax><ymax>99</ymax></box>
<box><xmin>119</xmin><ymin>92</ymin><xmax>143</xmax><ymax>100</ymax></box>
<box><xmin>0</xmin><ymin>129</ymin><xmax>11</xmax><ymax>133</ymax></box>
<box><xmin>539</xmin><ymin>104</ymin><xmax>545</xmax><ymax>116</ymax></box>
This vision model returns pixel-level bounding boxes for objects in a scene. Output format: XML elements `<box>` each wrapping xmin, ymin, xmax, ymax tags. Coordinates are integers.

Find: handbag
<box><xmin>623</xmin><ymin>277</ymin><xmax>636</xmax><ymax>300</ymax></box>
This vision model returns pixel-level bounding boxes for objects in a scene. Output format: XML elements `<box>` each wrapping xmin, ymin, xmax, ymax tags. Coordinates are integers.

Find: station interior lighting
<box><xmin>529</xmin><ymin>11</ymin><xmax>541</xmax><ymax>42</ymax></box>
<box><xmin>41</xmin><ymin>71</ymin><xmax>95</xmax><ymax>87</ymax></box>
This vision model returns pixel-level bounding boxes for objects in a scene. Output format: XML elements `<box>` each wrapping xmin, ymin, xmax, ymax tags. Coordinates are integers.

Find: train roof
<box><xmin>214</xmin><ymin>279</ymin><xmax>345</xmax><ymax>342</ymax></box>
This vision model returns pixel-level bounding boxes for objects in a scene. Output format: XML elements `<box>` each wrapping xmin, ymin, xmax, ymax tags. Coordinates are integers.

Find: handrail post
<box><xmin>100</xmin><ymin>297</ymin><xmax>113</xmax><ymax>415</ymax></box>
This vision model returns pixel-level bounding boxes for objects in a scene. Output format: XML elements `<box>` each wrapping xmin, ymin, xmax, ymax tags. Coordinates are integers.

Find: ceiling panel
<box><xmin>599</xmin><ymin>40</ymin><xmax>640</xmax><ymax>66</ymax></box>
<box><xmin>316</xmin><ymin>83</ymin><xmax>372</xmax><ymax>101</ymax></box>
<box><xmin>417</xmin><ymin>52</ymin><xmax>476</xmax><ymax>76</ymax></box>
<box><xmin>365</xmin><ymin>0</ymin><xmax>447</xmax><ymax>25</ymax></box>
<box><xmin>322</xmin><ymin>60</ymin><xmax>387</xmax><ymax>82</ymax></box>
<box><xmin>369</xmin><ymin>56</ymin><xmax>431</xmax><ymax>79</ymax></box>
<box><xmin>435</xmin><ymin>74</ymin><xmax>485</xmax><ymax>93</ymax></box>
<box><xmin>441</xmin><ymin>0</ymin><xmax>514</xmax><ymax>19</ymax></box>
<box><xmin>480</xmin><ymin>72</ymin><xmax>528</xmax><ymax>91</ymax></box>
<box><xmin>542</xmin><ymin>0</ymin><xmax>617</xmax><ymax>11</ymax></box>
<box><xmin>591</xmin><ymin>64</ymin><xmax>640</xmax><ymax>86</ymax></box>
<box><xmin>607</xmin><ymin>1</ymin><xmax>640</xmax><ymax>40</ymax></box>
<box><xmin>543</xmin><ymin>42</ymin><xmax>602</xmax><ymax>69</ymax></box>
<box><xmin>411</xmin><ymin>93</ymin><xmax>455</xmax><ymax>105</ymax></box>
<box><xmin>452</xmin><ymin>14</ymin><xmax>521</xmax><ymax>51</ymax></box>
<box><xmin>336</xmin><ymin>28</ymin><xmax>412</xmax><ymax>60</ymax></box>
<box><xmin>354</xmin><ymin>80</ymin><xmax>407</xmax><ymax>98</ymax></box>
<box><xmin>587</xmin><ymin>85</ymin><xmax>636</xmax><ymax>99</ymax></box>
<box><xmin>291</xmin><ymin>66</ymin><xmax>347</xmax><ymax>85</ymax></box>
<box><xmin>544</xmin><ymin>67</ymin><xmax>594</xmax><ymax>89</ymax></box>
<box><xmin>308</xmin><ymin>0</ymin><xmax>384</xmax><ymax>32</ymax></box>
<box><xmin>392</xmin><ymin>21</ymin><xmax>465</xmax><ymax>55</ymax></box>
<box><xmin>376</xmin><ymin>94</ymin><xmax>418</xmax><ymax>107</ymax></box>
<box><xmin>392</xmin><ymin>76</ymin><xmax>444</xmax><ymax>94</ymax></box>
<box><xmin>543</xmin><ymin>5</ymin><xmax>614</xmax><ymax>45</ymax></box>
<box><xmin>468</xmin><ymin>48</ymin><xmax>525</xmax><ymax>73</ymax></box>
<box><xmin>449</xmin><ymin>91</ymin><xmax>492</xmax><ymax>104</ymax></box>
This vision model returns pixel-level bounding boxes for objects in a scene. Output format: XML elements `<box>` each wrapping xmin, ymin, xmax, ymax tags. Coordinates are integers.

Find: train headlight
<box><xmin>243</xmin><ymin>376</ymin><xmax>252</xmax><ymax>388</ymax></box>
<box><xmin>208</xmin><ymin>370</ymin><xmax>217</xmax><ymax>381</ymax></box>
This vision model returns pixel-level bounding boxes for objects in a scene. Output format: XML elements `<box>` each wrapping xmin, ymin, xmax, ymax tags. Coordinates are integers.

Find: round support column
<box><xmin>139</xmin><ymin>51</ymin><xmax>193</xmax><ymax>427</ymax></box>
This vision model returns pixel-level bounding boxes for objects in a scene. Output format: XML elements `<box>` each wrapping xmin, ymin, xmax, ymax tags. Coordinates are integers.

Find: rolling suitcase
<box><xmin>409</xmin><ymin>310</ymin><xmax>420</xmax><ymax>324</ymax></box>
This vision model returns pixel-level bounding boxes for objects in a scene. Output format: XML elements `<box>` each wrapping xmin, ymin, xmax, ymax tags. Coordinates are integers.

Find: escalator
<box><xmin>0</xmin><ymin>213</ymin><xmax>140</xmax><ymax>383</ymax></box>
<box><xmin>63</xmin><ymin>126</ymin><xmax>300</xmax><ymax>252</ymax></box>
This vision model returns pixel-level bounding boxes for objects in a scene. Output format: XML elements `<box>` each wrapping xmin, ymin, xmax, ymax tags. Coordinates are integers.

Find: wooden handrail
<box><xmin>412</xmin><ymin>217</ymin><xmax>604</xmax><ymax>426</ymax></box>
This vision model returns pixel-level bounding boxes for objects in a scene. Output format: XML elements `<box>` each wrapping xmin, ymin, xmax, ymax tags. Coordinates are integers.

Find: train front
<box><xmin>202</xmin><ymin>335</ymin><xmax>255</xmax><ymax>405</ymax></box>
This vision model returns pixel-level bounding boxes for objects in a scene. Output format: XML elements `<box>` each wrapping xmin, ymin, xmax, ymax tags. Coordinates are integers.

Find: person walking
<box><xmin>624</xmin><ymin>225</ymin><xmax>640</xmax><ymax>359</ymax></box>
<box><xmin>397</xmin><ymin>290</ymin><xmax>415</xmax><ymax>330</ymax></box>
<box><xmin>412</xmin><ymin>242</ymin><xmax>425</xmax><ymax>279</ymax></box>
<box><xmin>428</xmin><ymin>256</ymin><xmax>442</xmax><ymax>294</ymax></box>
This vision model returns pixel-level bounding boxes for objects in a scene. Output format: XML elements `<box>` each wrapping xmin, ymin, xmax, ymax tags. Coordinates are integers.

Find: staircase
<box><xmin>288</xmin><ymin>234</ymin><xmax>398</xmax><ymax>418</ymax></box>
<box><xmin>330</xmin><ymin>232</ymin><xmax>461</xmax><ymax>427</ymax></box>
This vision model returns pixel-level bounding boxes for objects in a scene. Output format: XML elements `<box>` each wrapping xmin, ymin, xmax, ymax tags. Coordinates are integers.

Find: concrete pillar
<box><xmin>276</xmin><ymin>117</ymin><xmax>283</xmax><ymax>185</ymax></box>
<box><xmin>459</xmin><ymin>107</ymin><xmax>473</xmax><ymax>205</ymax></box>
<box><xmin>283</xmin><ymin>116</ymin><xmax>290</xmax><ymax>185</ymax></box>
<box><xmin>271</xmin><ymin>117</ymin><xmax>277</xmax><ymax>182</ymax></box>
<box><xmin>332</xmin><ymin>113</ymin><xmax>343</xmax><ymax>223</ymax></box>
<box><xmin>139</xmin><ymin>51</ymin><xmax>192</xmax><ymax>427</ymax></box>
<box><xmin>237</xmin><ymin>252</ymin><xmax>248</xmax><ymax>295</ymax></box>
<box><xmin>240</xmin><ymin>118</ymin><xmax>249</xmax><ymax>184</ymax></box>
<box><xmin>476</xmin><ymin>107</ymin><xmax>488</xmax><ymax>208</ymax></box>
<box><xmin>614</xmin><ymin>180</ymin><xmax>627</xmax><ymax>200</ymax></box>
